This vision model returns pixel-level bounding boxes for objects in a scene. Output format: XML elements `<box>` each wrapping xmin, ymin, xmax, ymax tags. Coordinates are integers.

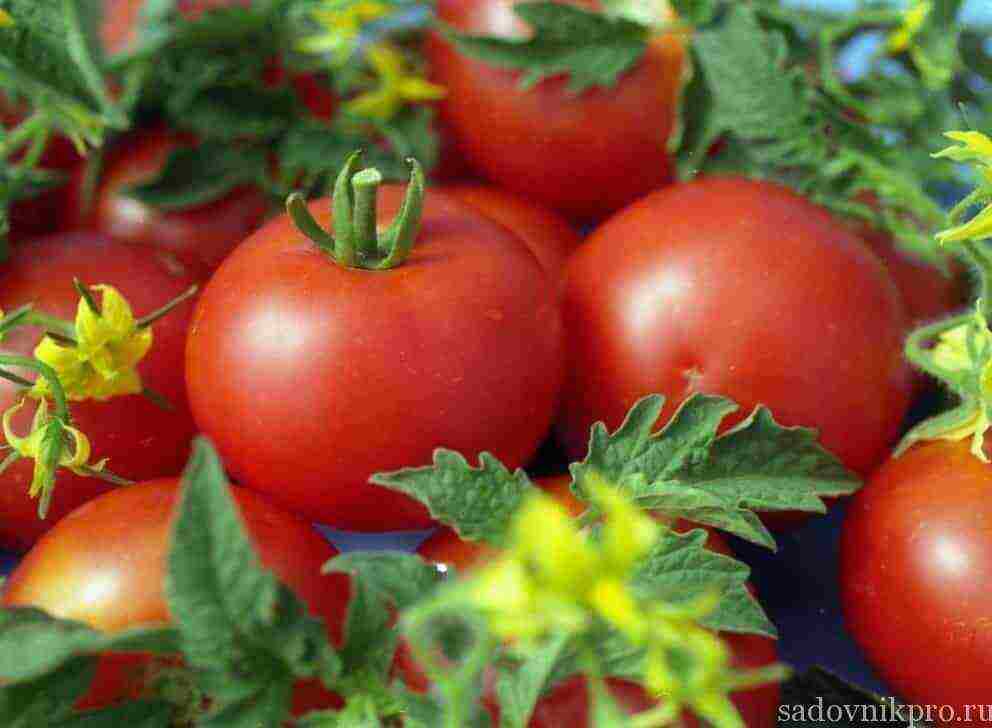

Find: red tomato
<box><xmin>556</xmin><ymin>177</ymin><xmax>913</xmax><ymax>477</ymax></box>
<box><xmin>444</xmin><ymin>185</ymin><xmax>582</xmax><ymax>276</ymax></box>
<box><xmin>186</xmin><ymin>186</ymin><xmax>563</xmax><ymax>531</ymax></box>
<box><xmin>417</xmin><ymin>518</ymin><xmax>780</xmax><ymax>727</ymax></box>
<box><xmin>427</xmin><ymin>0</ymin><xmax>686</xmax><ymax>221</ymax></box>
<box><xmin>67</xmin><ymin>130</ymin><xmax>271</xmax><ymax>277</ymax></box>
<box><xmin>0</xmin><ymin>234</ymin><xmax>199</xmax><ymax>551</ymax></box>
<box><xmin>1</xmin><ymin>478</ymin><xmax>349</xmax><ymax>714</ymax></box>
<box><xmin>841</xmin><ymin>440</ymin><xmax>992</xmax><ymax>724</ymax></box>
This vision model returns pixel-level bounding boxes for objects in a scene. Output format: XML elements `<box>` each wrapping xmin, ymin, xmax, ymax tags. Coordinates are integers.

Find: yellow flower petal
<box><xmin>0</xmin><ymin>9</ymin><xmax>13</xmax><ymax>27</ymax></box>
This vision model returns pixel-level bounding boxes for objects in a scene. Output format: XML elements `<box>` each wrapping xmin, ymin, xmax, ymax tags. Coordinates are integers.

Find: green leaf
<box><xmin>443</xmin><ymin>1</ymin><xmax>650</xmax><ymax>93</ymax></box>
<box><xmin>0</xmin><ymin>608</ymin><xmax>179</xmax><ymax>685</ymax></box>
<box><xmin>0</xmin><ymin>608</ymin><xmax>179</xmax><ymax>728</ymax></box>
<box><xmin>323</xmin><ymin>552</ymin><xmax>441</xmax><ymax>683</ymax></box>
<box><xmin>493</xmin><ymin>634</ymin><xmax>571</xmax><ymax>728</ymax></box>
<box><xmin>125</xmin><ymin>142</ymin><xmax>267</xmax><ymax>211</ymax></box>
<box><xmin>371</xmin><ymin>450</ymin><xmax>538</xmax><ymax>546</ymax></box>
<box><xmin>164</xmin><ymin>438</ymin><xmax>341</xmax><ymax>728</ymax></box>
<box><xmin>572</xmin><ymin>395</ymin><xmax>860</xmax><ymax>550</ymax></box>
<box><xmin>632</xmin><ymin>530</ymin><xmax>776</xmax><ymax>637</ymax></box>
<box><xmin>0</xmin><ymin>0</ymin><xmax>124</xmax><ymax>146</ymax></box>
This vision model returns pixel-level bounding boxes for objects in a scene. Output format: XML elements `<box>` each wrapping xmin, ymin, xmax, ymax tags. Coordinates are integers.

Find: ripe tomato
<box><xmin>67</xmin><ymin>130</ymin><xmax>271</xmax><ymax>277</ymax></box>
<box><xmin>0</xmin><ymin>234</ymin><xmax>199</xmax><ymax>551</ymax></box>
<box><xmin>186</xmin><ymin>186</ymin><xmax>563</xmax><ymax>531</ymax></box>
<box><xmin>444</xmin><ymin>185</ymin><xmax>582</xmax><ymax>276</ymax></box>
<box><xmin>557</xmin><ymin>177</ymin><xmax>913</xmax><ymax>477</ymax></box>
<box><xmin>417</xmin><ymin>517</ymin><xmax>780</xmax><ymax>727</ymax></box>
<box><xmin>1</xmin><ymin>478</ymin><xmax>349</xmax><ymax>714</ymax></box>
<box><xmin>841</xmin><ymin>440</ymin><xmax>992</xmax><ymax>723</ymax></box>
<box><xmin>426</xmin><ymin>0</ymin><xmax>685</xmax><ymax>221</ymax></box>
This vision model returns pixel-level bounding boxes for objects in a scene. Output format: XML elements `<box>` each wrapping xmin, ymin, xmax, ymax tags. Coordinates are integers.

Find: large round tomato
<box><xmin>557</xmin><ymin>177</ymin><xmax>913</xmax><ymax>477</ymax></box>
<box><xmin>426</xmin><ymin>0</ymin><xmax>685</xmax><ymax>221</ymax></box>
<box><xmin>186</xmin><ymin>186</ymin><xmax>563</xmax><ymax>531</ymax></box>
<box><xmin>417</xmin><ymin>518</ymin><xmax>780</xmax><ymax>727</ymax></box>
<box><xmin>1</xmin><ymin>478</ymin><xmax>350</xmax><ymax>714</ymax></box>
<box><xmin>67</xmin><ymin>130</ymin><xmax>271</xmax><ymax>277</ymax></box>
<box><xmin>0</xmin><ymin>234</ymin><xmax>199</xmax><ymax>551</ymax></box>
<box><xmin>841</xmin><ymin>440</ymin><xmax>992</xmax><ymax>723</ymax></box>
<box><xmin>444</xmin><ymin>185</ymin><xmax>582</xmax><ymax>277</ymax></box>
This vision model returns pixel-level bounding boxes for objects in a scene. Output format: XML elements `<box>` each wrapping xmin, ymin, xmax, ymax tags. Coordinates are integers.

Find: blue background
<box><xmin>2</xmin><ymin>0</ymin><xmax>989</xmax><ymax>704</ymax></box>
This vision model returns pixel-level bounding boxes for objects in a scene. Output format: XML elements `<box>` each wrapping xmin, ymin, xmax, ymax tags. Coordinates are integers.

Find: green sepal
<box><xmin>443</xmin><ymin>1</ymin><xmax>651</xmax><ymax>93</ymax></box>
<box><xmin>164</xmin><ymin>438</ymin><xmax>342</xmax><ymax>728</ymax></box>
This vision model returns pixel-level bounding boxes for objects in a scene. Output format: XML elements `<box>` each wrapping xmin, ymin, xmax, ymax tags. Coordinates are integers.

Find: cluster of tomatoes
<box><xmin>0</xmin><ymin>0</ymin><xmax>987</xmax><ymax>725</ymax></box>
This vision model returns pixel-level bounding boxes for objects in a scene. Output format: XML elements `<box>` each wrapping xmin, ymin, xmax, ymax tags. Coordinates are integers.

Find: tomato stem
<box><xmin>352</xmin><ymin>167</ymin><xmax>383</xmax><ymax>261</ymax></box>
<box><xmin>136</xmin><ymin>285</ymin><xmax>199</xmax><ymax>329</ymax></box>
<box><xmin>286</xmin><ymin>150</ymin><xmax>425</xmax><ymax>270</ymax></box>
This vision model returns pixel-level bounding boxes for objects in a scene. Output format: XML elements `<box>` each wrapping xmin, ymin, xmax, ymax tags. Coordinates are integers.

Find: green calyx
<box><xmin>286</xmin><ymin>150</ymin><xmax>426</xmax><ymax>271</ymax></box>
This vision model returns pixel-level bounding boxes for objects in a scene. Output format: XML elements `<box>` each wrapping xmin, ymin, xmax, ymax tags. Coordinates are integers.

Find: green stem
<box><xmin>137</xmin><ymin>285</ymin><xmax>199</xmax><ymax>329</ymax></box>
<box><xmin>0</xmin><ymin>355</ymin><xmax>69</xmax><ymax>422</ymax></box>
<box><xmin>351</xmin><ymin>168</ymin><xmax>383</xmax><ymax>261</ymax></box>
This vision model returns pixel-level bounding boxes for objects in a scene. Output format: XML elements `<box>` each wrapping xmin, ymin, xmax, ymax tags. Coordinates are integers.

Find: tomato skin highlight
<box><xmin>186</xmin><ymin>187</ymin><xmax>564</xmax><ymax>531</ymax></box>
<box><xmin>443</xmin><ymin>185</ymin><xmax>582</xmax><ymax>277</ymax></box>
<box><xmin>67</xmin><ymin>129</ymin><xmax>271</xmax><ymax>278</ymax></box>
<box><xmin>1</xmin><ymin>478</ymin><xmax>349</xmax><ymax>713</ymax></box>
<box><xmin>841</xmin><ymin>440</ymin><xmax>992</xmax><ymax>723</ymax></box>
<box><xmin>427</xmin><ymin>0</ymin><xmax>685</xmax><ymax>221</ymax></box>
<box><xmin>556</xmin><ymin>176</ymin><xmax>913</xmax><ymax>477</ymax></box>
<box><xmin>417</xmin><ymin>519</ymin><xmax>780</xmax><ymax>727</ymax></box>
<box><xmin>0</xmin><ymin>234</ymin><xmax>199</xmax><ymax>551</ymax></box>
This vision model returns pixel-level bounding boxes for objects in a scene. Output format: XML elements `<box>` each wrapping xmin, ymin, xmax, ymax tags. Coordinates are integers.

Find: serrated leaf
<box><xmin>371</xmin><ymin>450</ymin><xmax>537</xmax><ymax>546</ymax></box>
<box><xmin>444</xmin><ymin>1</ymin><xmax>650</xmax><ymax>93</ymax></box>
<box><xmin>572</xmin><ymin>394</ymin><xmax>859</xmax><ymax>550</ymax></box>
<box><xmin>165</xmin><ymin>438</ymin><xmax>341</xmax><ymax>728</ymax></box>
<box><xmin>323</xmin><ymin>552</ymin><xmax>441</xmax><ymax>681</ymax></box>
<box><xmin>125</xmin><ymin>142</ymin><xmax>267</xmax><ymax>211</ymax></box>
<box><xmin>632</xmin><ymin>530</ymin><xmax>776</xmax><ymax>638</ymax></box>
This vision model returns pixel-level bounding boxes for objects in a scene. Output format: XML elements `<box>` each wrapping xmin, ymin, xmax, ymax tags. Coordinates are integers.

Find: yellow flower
<box><xmin>298</xmin><ymin>0</ymin><xmax>391</xmax><ymax>65</ymax></box>
<box><xmin>31</xmin><ymin>285</ymin><xmax>152</xmax><ymax>402</ymax></box>
<box><xmin>887</xmin><ymin>0</ymin><xmax>932</xmax><ymax>54</ymax></box>
<box><xmin>934</xmin><ymin>131</ymin><xmax>992</xmax><ymax>244</ymax></box>
<box><xmin>0</xmin><ymin>9</ymin><xmax>13</xmax><ymax>27</ymax></box>
<box><xmin>2</xmin><ymin>398</ymin><xmax>106</xmax><ymax>516</ymax></box>
<box><xmin>346</xmin><ymin>43</ymin><xmax>446</xmax><ymax>122</ymax></box>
